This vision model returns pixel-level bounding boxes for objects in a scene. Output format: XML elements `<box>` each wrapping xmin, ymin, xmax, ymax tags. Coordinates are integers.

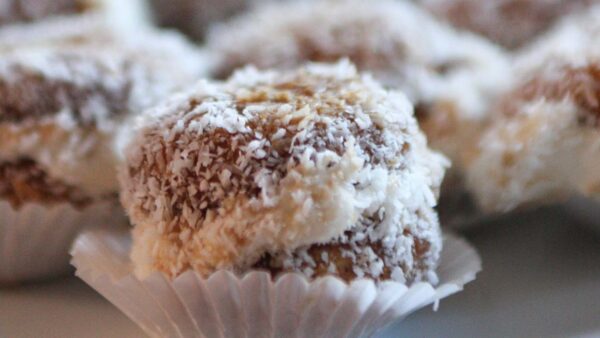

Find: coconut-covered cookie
<box><xmin>150</xmin><ymin>0</ymin><xmax>247</xmax><ymax>41</ymax></box>
<box><xmin>121</xmin><ymin>61</ymin><xmax>448</xmax><ymax>284</ymax></box>
<box><xmin>0</xmin><ymin>0</ymin><xmax>153</xmax><ymax>61</ymax></box>
<box><xmin>514</xmin><ymin>4</ymin><xmax>600</xmax><ymax>72</ymax></box>
<box><xmin>467</xmin><ymin>30</ymin><xmax>600</xmax><ymax>212</ymax></box>
<box><xmin>0</xmin><ymin>0</ymin><xmax>86</xmax><ymax>25</ymax></box>
<box><xmin>0</xmin><ymin>50</ymin><xmax>190</xmax><ymax>210</ymax></box>
<box><xmin>421</xmin><ymin>0</ymin><xmax>594</xmax><ymax>49</ymax></box>
<box><xmin>206</xmin><ymin>0</ymin><xmax>509</xmax><ymax>176</ymax></box>
<box><xmin>0</xmin><ymin>24</ymin><xmax>207</xmax><ymax>88</ymax></box>
<box><xmin>0</xmin><ymin>3</ymin><xmax>206</xmax><ymax>283</ymax></box>
<box><xmin>0</xmin><ymin>23</ymin><xmax>206</xmax><ymax>210</ymax></box>
<box><xmin>0</xmin><ymin>0</ymin><xmax>149</xmax><ymax>28</ymax></box>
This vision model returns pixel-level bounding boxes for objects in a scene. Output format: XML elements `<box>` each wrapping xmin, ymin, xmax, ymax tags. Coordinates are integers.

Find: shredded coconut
<box><xmin>0</xmin><ymin>19</ymin><xmax>208</xmax><ymax>198</ymax></box>
<box><xmin>206</xmin><ymin>0</ymin><xmax>510</xmax><ymax>175</ymax></box>
<box><xmin>467</xmin><ymin>13</ymin><xmax>600</xmax><ymax>211</ymax></box>
<box><xmin>124</xmin><ymin>61</ymin><xmax>448</xmax><ymax>283</ymax></box>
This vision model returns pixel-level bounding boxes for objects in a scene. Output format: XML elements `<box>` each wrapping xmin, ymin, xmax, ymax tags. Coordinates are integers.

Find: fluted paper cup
<box><xmin>0</xmin><ymin>199</ymin><xmax>126</xmax><ymax>285</ymax></box>
<box><xmin>72</xmin><ymin>229</ymin><xmax>480</xmax><ymax>338</ymax></box>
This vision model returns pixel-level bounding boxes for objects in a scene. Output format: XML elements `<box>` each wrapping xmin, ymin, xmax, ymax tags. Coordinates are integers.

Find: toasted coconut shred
<box><xmin>467</xmin><ymin>54</ymin><xmax>600</xmax><ymax>212</ymax></box>
<box><xmin>0</xmin><ymin>22</ymin><xmax>207</xmax><ymax>206</ymax></box>
<box><xmin>122</xmin><ymin>61</ymin><xmax>448</xmax><ymax>283</ymax></box>
<box><xmin>206</xmin><ymin>0</ymin><xmax>510</xmax><ymax>167</ymax></box>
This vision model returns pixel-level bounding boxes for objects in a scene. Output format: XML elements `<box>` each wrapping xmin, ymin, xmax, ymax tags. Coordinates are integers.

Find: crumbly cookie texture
<box><xmin>206</xmin><ymin>0</ymin><xmax>509</xmax><ymax>172</ymax></box>
<box><xmin>421</xmin><ymin>0</ymin><xmax>594</xmax><ymax>50</ymax></box>
<box><xmin>0</xmin><ymin>22</ymin><xmax>207</xmax><ymax>205</ymax></box>
<box><xmin>123</xmin><ymin>61</ymin><xmax>448</xmax><ymax>283</ymax></box>
<box><xmin>467</xmin><ymin>49</ymin><xmax>600</xmax><ymax>212</ymax></box>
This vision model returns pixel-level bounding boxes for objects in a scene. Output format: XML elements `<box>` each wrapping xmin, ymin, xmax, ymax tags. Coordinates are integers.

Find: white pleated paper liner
<box><xmin>0</xmin><ymin>199</ymin><xmax>126</xmax><ymax>285</ymax></box>
<box><xmin>71</xmin><ymin>230</ymin><xmax>481</xmax><ymax>338</ymax></box>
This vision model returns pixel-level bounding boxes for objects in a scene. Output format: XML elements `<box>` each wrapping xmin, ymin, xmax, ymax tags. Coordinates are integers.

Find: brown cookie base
<box><xmin>254</xmin><ymin>232</ymin><xmax>434</xmax><ymax>284</ymax></box>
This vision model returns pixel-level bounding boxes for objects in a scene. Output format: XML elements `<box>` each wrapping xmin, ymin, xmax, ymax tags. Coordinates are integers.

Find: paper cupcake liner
<box><xmin>0</xmin><ymin>199</ymin><xmax>126</xmax><ymax>285</ymax></box>
<box><xmin>71</xmin><ymin>230</ymin><xmax>481</xmax><ymax>338</ymax></box>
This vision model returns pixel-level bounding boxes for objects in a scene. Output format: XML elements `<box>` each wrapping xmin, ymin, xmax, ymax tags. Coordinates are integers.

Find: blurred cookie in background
<box><xmin>150</xmin><ymin>0</ymin><xmax>251</xmax><ymax>41</ymax></box>
<box><xmin>0</xmin><ymin>0</ymin><xmax>150</xmax><ymax>30</ymax></box>
<box><xmin>0</xmin><ymin>0</ymin><xmax>88</xmax><ymax>25</ymax></box>
<box><xmin>466</xmin><ymin>6</ymin><xmax>600</xmax><ymax>213</ymax></box>
<box><xmin>0</xmin><ymin>14</ymin><xmax>207</xmax><ymax>283</ymax></box>
<box><xmin>420</xmin><ymin>0</ymin><xmax>596</xmax><ymax>50</ymax></box>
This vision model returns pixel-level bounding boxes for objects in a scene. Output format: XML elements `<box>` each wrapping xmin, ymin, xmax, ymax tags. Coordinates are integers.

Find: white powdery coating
<box><xmin>468</xmin><ymin>100</ymin><xmax>584</xmax><ymax>212</ymax></box>
<box><xmin>0</xmin><ymin>12</ymin><xmax>208</xmax><ymax>83</ymax></box>
<box><xmin>0</xmin><ymin>23</ymin><xmax>207</xmax><ymax>197</ymax></box>
<box><xmin>206</xmin><ymin>0</ymin><xmax>510</xmax><ymax>167</ymax></box>
<box><xmin>467</xmin><ymin>53</ymin><xmax>600</xmax><ymax>212</ymax></box>
<box><xmin>123</xmin><ymin>61</ymin><xmax>448</xmax><ymax>282</ymax></box>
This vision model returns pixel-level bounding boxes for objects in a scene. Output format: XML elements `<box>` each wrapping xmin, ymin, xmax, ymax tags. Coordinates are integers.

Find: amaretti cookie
<box><xmin>206</xmin><ymin>0</ymin><xmax>509</xmax><ymax>180</ymax></box>
<box><xmin>121</xmin><ymin>61</ymin><xmax>448</xmax><ymax>284</ymax></box>
<box><xmin>420</xmin><ymin>0</ymin><xmax>594</xmax><ymax>49</ymax></box>
<box><xmin>466</xmin><ymin>21</ymin><xmax>600</xmax><ymax>212</ymax></box>
<box><xmin>0</xmin><ymin>23</ymin><xmax>206</xmax><ymax>283</ymax></box>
